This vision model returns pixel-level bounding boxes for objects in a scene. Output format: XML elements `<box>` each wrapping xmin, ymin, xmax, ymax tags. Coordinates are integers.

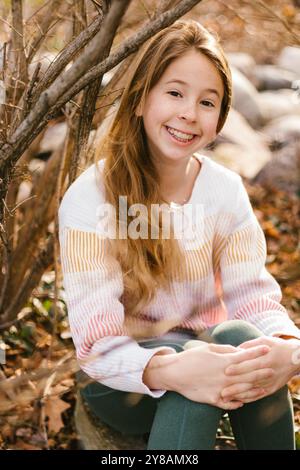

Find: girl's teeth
<box><xmin>167</xmin><ymin>127</ymin><xmax>194</xmax><ymax>141</ymax></box>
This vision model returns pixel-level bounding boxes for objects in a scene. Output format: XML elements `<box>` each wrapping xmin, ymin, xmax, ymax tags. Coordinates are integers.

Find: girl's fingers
<box><xmin>209</xmin><ymin>343</ymin><xmax>238</xmax><ymax>354</ymax></box>
<box><xmin>225</xmin><ymin>388</ymin><xmax>265</xmax><ymax>402</ymax></box>
<box><xmin>222</xmin><ymin>382</ymin><xmax>252</xmax><ymax>397</ymax></box>
<box><xmin>226</xmin><ymin>367</ymin><xmax>274</xmax><ymax>386</ymax></box>
<box><xmin>238</xmin><ymin>337</ymin><xmax>268</xmax><ymax>349</ymax></box>
<box><xmin>228</xmin><ymin>345</ymin><xmax>270</xmax><ymax>367</ymax></box>
<box><xmin>218</xmin><ymin>399</ymin><xmax>244</xmax><ymax>410</ymax></box>
<box><xmin>222</xmin><ymin>369</ymin><xmax>273</xmax><ymax>396</ymax></box>
<box><xmin>225</xmin><ymin>350</ymin><xmax>271</xmax><ymax>376</ymax></box>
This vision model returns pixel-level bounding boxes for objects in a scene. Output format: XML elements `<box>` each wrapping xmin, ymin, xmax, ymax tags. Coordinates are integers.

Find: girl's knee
<box><xmin>210</xmin><ymin>320</ymin><xmax>264</xmax><ymax>347</ymax></box>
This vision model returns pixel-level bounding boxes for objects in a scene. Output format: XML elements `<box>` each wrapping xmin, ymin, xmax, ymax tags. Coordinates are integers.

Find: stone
<box><xmin>226</xmin><ymin>52</ymin><xmax>256</xmax><ymax>81</ymax></box>
<box><xmin>74</xmin><ymin>390</ymin><xmax>146</xmax><ymax>450</ymax></box>
<box><xmin>214</xmin><ymin>108</ymin><xmax>271</xmax><ymax>178</ymax></box>
<box><xmin>230</xmin><ymin>66</ymin><xmax>264</xmax><ymax>129</ymax></box>
<box><xmin>37</xmin><ymin>121</ymin><xmax>67</xmax><ymax>159</ymax></box>
<box><xmin>277</xmin><ymin>46</ymin><xmax>300</xmax><ymax>75</ymax></box>
<box><xmin>257</xmin><ymin>89</ymin><xmax>300</xmax><ymax>125</ymax></box>
<box><xmin>252</xmin><ymin>65</ymin><xmax>298</xmax><ymax>91</ymax></box>
<box><xmin>262</xmin><ymin>114</ymin><xmax>300</xmax><ymax>145</ymax></box>
<box><xmin>251</xmin><ymin>141</ymin><xmax>300</xmax><ymax>196</ymax></box>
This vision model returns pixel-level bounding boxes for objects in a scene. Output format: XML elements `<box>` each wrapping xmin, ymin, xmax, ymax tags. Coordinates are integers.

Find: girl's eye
<box><xmin>168</xmin><ymin>90</ymin><xmax>215</xmax><ymax>108</ymax></box>
<box><xmin>167</xmin><ymin>91</ymin><xmax>182</xmax><ymax>97</ymax></box>
<box><xmin>201</xmin><ymin>100</ymin><xmax>215</xmax><ymax>107</ymax></box>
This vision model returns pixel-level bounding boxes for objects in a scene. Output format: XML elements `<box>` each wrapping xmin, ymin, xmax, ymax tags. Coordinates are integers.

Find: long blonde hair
<box><xmin>96</xmin><ymin>19</ymin><xmax>232</xmax><ymax>319</ymax></box>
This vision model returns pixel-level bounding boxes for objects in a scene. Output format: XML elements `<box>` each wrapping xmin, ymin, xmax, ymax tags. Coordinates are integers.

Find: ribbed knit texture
<box><xmin>58</xmin><ymin>154</ymin><xmax>300</xmax><ymax>397</ymax></box>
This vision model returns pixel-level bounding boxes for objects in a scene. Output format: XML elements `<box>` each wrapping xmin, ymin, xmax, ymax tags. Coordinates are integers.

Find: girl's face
<box><xmin>136</xmin><ymin>49</ymin><xmax>224</xmax><ymax>165</ymax></box>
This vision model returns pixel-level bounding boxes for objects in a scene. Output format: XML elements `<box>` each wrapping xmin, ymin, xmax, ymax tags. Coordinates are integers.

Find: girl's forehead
<box><xmin>159</xmin><ymin>50</ymin><xmax>224</xmax><ymax>93</ymax></box>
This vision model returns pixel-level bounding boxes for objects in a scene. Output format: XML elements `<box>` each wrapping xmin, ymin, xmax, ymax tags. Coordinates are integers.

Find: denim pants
<box><xmin>81</xmin><ymin>320</ymin><xmax>295</xmax><ymax>450</ymax></box>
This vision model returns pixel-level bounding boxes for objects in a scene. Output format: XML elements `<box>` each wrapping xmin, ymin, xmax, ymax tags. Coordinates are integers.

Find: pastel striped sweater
<box><xmin>58</xmin><ymin>154</ymin><xmax>300</xmax><ymax>397</ymax></box>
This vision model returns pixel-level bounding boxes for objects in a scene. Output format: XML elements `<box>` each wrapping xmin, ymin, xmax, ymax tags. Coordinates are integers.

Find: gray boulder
<box><xmin>277</xmin><ymin>46</ymin><xmax>300</xmax><ymax>75</ymax></box>
<box><xmin>214</xmin><ymin>108</ymin><xmax>271</xmax><ymax>178</ymax></box>
<box><xmin>252</xmin><ymin>141</ymin><xmax>300</xmax><ymax>195</ymax></box>
<box><xmin>226</xmin><ymin>52</ymin><xmax>256</xmax><ymax>81</ymax></box>
<box><xmin>261</xmin><ymin>114</ymin><xmax>300</xmax><ymax>146</ymax></box>
<box><xmin>252</xmin><ymin>64</ymin><xmax>298</xmax><ymax>91</ymax></box>
<box><xmin>230</xmin><ymin>66</ymin><xmax>264</xmax><ymax>129</ymax></box>
<box><xmin>74</xmin><ymin>390</ymin><xmax>146</xmax><ymax>450</ymax></box>
<box><xmin>257</xmin><ymin>89</ymin><xmax>300</xmax><ymax>125</ymax></box>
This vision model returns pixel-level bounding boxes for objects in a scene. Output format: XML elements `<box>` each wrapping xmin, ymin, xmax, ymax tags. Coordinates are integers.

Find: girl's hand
<box><xmin>167</xmin><ymin>341</ymin><xmax>271</xmax><ymax>410</ymax></box>
<box><xmin>221</xmin><ymin>336</ymin><xmax>300</xmax><ymax>403</ymax></box>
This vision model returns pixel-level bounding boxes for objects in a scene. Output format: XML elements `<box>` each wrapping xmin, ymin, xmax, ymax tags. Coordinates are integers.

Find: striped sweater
<box><xmin>58</xmin><ymin>154</ymin><xmax>300</xmax><ymax>397</ymax></box>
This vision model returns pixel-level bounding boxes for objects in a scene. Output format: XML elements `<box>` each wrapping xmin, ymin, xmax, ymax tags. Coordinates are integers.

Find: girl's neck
<box><xmin>157</xmin><ymin>155</ymin><xmax>201</xmax><ymax>205</ymax></box>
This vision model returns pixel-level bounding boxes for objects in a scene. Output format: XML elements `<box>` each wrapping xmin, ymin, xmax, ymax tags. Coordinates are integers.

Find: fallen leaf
<box><xmin>44</xmin><ymin>396</ymin><xmax>70</xmax><ymax>433</ymax></box>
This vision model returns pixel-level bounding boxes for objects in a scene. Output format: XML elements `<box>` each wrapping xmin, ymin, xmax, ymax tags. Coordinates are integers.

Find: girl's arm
<box><xmin>219</xmin><ymin>176</ymin><xmax>300</xmax><ymax>339</ymax></box>
<box><xmin>217</xmin><ymin>177</ymin><xmax>300</xmax><ymax>401</ymax></box>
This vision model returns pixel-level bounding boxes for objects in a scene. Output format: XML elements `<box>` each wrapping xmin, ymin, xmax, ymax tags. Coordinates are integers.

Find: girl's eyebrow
<box><xmin>165</xmin><ymin>79</ymin><xmax>221</xmax><ymax>99</ymax></box>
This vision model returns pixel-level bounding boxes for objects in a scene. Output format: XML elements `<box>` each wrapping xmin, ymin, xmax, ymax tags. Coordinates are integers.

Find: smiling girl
<box><xmin>58</xmin><ymin>20</ymin><xmax>300</xmax><ymax>450</ymax></box>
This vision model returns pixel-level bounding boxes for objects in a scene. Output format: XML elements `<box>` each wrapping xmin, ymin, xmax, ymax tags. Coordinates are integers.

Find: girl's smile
<box><xmin>164</xmin><ymin>125</ymin><xmax>198</xmax><ymax>145</ymax></box>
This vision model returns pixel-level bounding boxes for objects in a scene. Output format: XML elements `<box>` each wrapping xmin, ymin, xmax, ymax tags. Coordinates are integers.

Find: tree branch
<box><xmin>31</xmin><ymin>9</ymin><xmax>105</xmax><ymax>101</ymax></box>
<box><xmin>26</xmin><ymin>0</ymin><xmax>65</xmax><ymax>63</ymax></box>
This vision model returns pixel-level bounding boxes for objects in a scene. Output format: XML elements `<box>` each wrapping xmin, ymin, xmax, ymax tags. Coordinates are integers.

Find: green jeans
<box><xmin>81</xmin><ymin>320</ymin><xmax>295</xmax><ymax>450</ymax></box>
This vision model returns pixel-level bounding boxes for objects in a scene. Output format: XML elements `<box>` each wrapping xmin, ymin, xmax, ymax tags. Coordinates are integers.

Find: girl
<box><xmin>58</xmin><ymin>20</ymin><xmax>300</xmax><ymax>450</ymax></box>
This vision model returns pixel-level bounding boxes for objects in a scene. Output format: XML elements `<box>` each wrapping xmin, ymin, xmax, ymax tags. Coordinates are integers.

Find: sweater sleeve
<box><xmin>220</xmin><ymin>176</ymin><xmax>300</xmax><ymax>339</ymax></box>
<box><xmin>58</xmin><ymin>173</ymin><xmax>176</xmax><ymax>397</ymax></box>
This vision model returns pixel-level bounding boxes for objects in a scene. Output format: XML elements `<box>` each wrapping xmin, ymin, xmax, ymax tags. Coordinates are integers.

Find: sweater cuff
<box><xmin>83</xmin><ymin>336</ymin><xmax>177</xmax><ymax>398</ymax></box>
<box><xmin>248</xmin><ymin>312</ymin><xmax>300</xmax><ymax>339</ymax></box>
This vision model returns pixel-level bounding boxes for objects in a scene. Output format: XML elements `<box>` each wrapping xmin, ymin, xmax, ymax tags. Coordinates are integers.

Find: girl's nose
<box><xmin>178</xmin><ymin>105</ymin><xmax>197</xmax><ymax>122</ymax></box>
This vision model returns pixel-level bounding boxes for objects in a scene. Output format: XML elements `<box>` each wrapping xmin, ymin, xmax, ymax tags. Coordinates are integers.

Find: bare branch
<box><xmin>26</xmin><ymin>0</ymin><xmax>66</xmax><ymax>63</ymax></box>
<box><xmin>11</xmin><ymin>0</ymin><xmax>28</xmax><ymax>98</ymax></box>
<box><xmin>31</xmin><ymin>12</ymin><xmax>105</xmax><ymax>104</ymax></box>
<box><xmin>253</xmin><ymin>0</ymin><xmax>300</xmax><ymax>44</ymax></box>
<box><xmin>68</xmin><ymin>0</ymin><xmax>129</xmax><ymax>183</ymax></box>
<box><xmin>0</xmin><ymin>234</ymin><xmax>54</xmax><ymax>324</ymax></box>
<box><xmin>0</xmin><ymin>16</ymin><xmax>22</xmax><ymax>38</ymax></box>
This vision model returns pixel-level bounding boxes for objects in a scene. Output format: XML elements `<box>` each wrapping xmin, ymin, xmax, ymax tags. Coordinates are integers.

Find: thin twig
<box><xmin>0</xmin><ymin>16</ymin><xmax>23</xmax><ymax>37</ymax></box>
<box><xmin>253</xmin><ymin>0</ymin><xmax>300</xmax><ymax>44</ymax></box>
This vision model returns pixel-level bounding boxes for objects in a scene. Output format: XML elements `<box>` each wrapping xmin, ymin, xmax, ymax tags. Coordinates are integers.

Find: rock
<box><xmin>74</xmin><ymin>390</ymin><xmax>147</xmax><ymax>450</ymax></box>
<box><xmin>16</xmin><ymin>181</ymin><xmax>32</xmax><ymax>207</ymax></box>
<box><xmin>213</xmin><ymin>143</ymin><xmax>267</xmax><ymax>180</ymax></box>
<box><xmin>261</xmin><ymin>114</ymin><xmax>300</xmax><ymax>146</ymax></box>
<box><xmin>226</xmin><ymin>52</ymin><xmax>256</xmax><ymax>81</ymax></box>
<box><xmin>252</xmin><ymin>65</ymin><xmax>298</xmax><ymax>91</ymax></box>
<box><xmin>28</xmin><ymin>158</ymin><xmax>46</xmax><ymax>174</ymax></box>
<box><xmin>214</xmin><ymin>108</ymin><xmax>271</xmax><ymax>178</ymax></box>
<box><xmin>277</xmin><ymin>46</ymin><xmax>300</xmax><ymax>75</ymax></box>
<box><xmin>230</xmin><ymin>66</ymin><xmax>264</xmax><ymax>129</ymax></box>
<box><xmin>251</xmin><ymin>141</ymin><xmax>300</xmax><ymax>195</ymax></box>
<box><xmin>37</xmin><ymin>122</ymin><xmax>67</xmax><ymax>159</ymax></box>
<box><xmin>28</xmin><ymin>52</ymin><xmax>58</xmax><ymax>79</ymax></box>
<box><xmin>257</xmin><ymin>89</ymin><xmax>300</xmax><ymax>125</ymax></box>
